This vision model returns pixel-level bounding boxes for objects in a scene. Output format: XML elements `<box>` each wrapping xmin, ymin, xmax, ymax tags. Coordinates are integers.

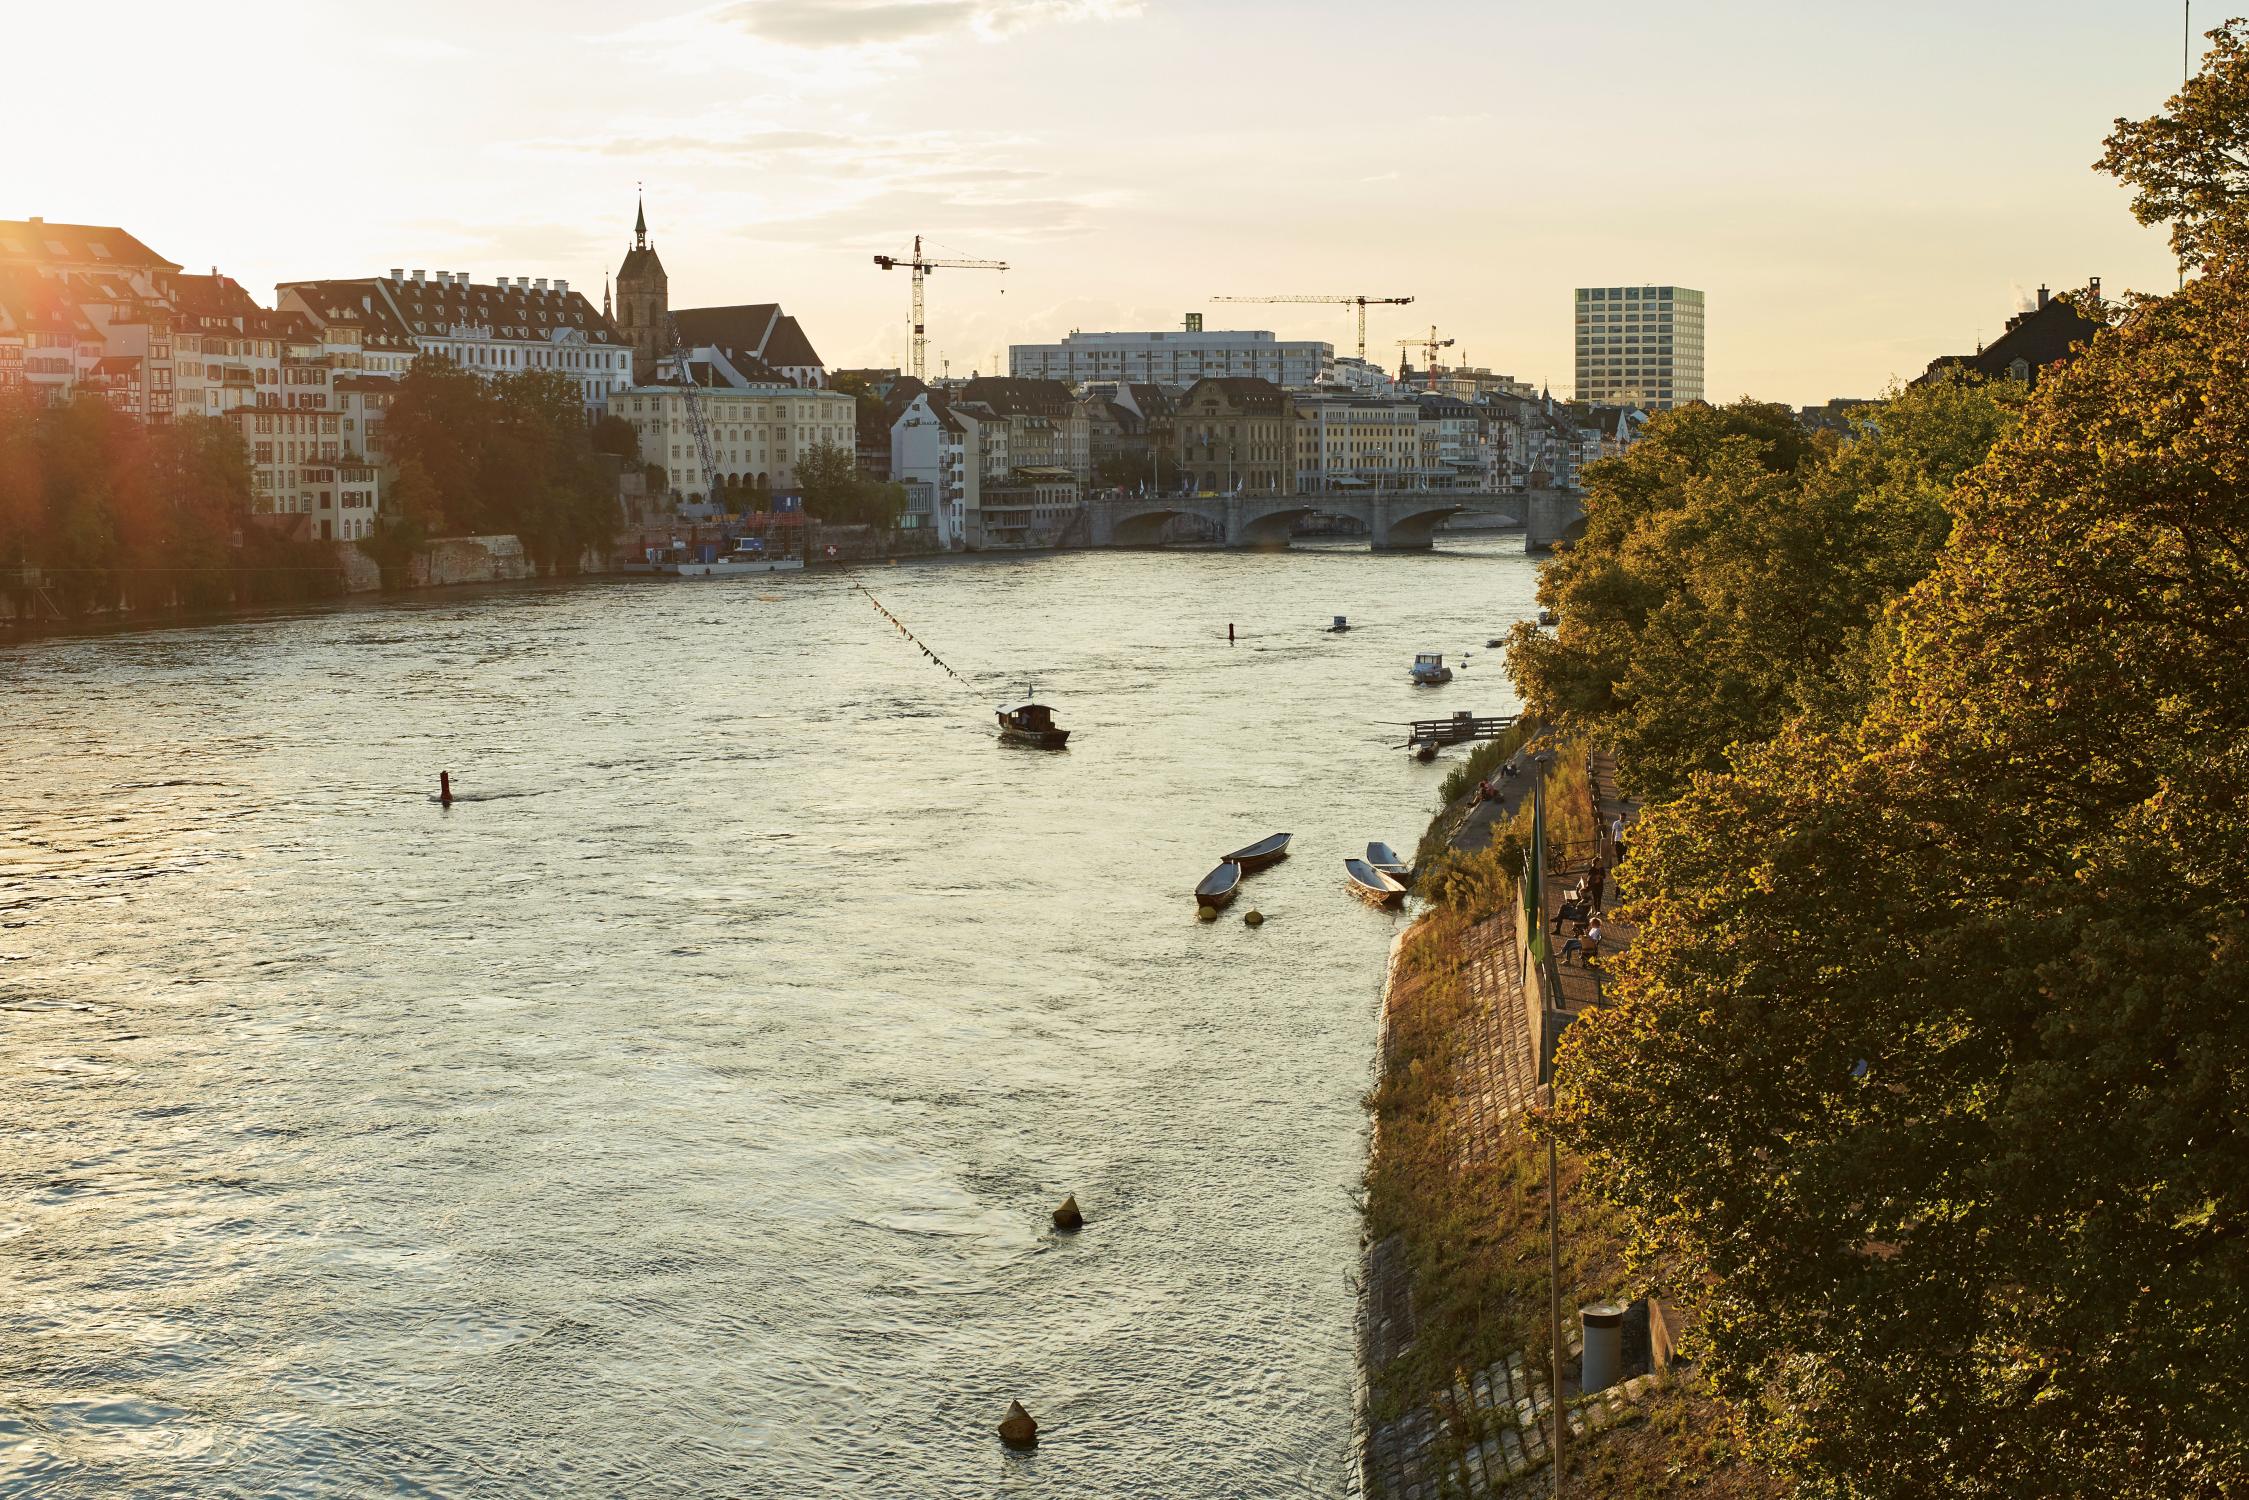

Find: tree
<box><xmin>794</xmin><ymin>439</ymin><xmax>903</xmax><ymax>527</ymax></box>
<box><xmin>1504</xmin><ymin>382</ymin><xmax>2023</xmax><ymax>799</ymax></box>
<box><xmin>2098</xmin><ymin>17</ymin><xmax>2249</xmax><ymax>269</ymax></box>
<box><xmin>590</xmin><ymin>412</ymin><xmax>640</xmax><ymax>460</ymax></box>
<box><xmin>1556</xmin><ymin>264</ymin><xmax>2249</xmax><ymax>1497</ymax></box>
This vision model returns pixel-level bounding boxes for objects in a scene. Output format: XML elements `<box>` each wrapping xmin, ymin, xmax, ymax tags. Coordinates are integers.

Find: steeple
<box><xmin>602</xmin><ymin>272</ymin><xmax>611</xmax><ymax>321</ymax></box>
<box><xmin>616</xmin><ymin>188</ymin><xmax>669</xmax><ymax>383</ymax></box>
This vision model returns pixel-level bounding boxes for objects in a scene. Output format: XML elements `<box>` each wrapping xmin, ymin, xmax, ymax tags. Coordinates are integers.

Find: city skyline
<box><xmin>8</xmin><ymin>2</ymin><xmax>2199</xmax><ymax>406</ymax></box>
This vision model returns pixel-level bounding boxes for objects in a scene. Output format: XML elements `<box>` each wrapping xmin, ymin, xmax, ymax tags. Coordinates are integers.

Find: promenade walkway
<box><xmin>1546</xmin><ymin>747</ymin><xmax>1640</xmax><ymax>1011</ymax></box>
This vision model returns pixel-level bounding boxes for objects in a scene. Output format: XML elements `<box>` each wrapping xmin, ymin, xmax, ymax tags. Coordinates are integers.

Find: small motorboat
<box><xmin>996</xmin><ymin>700</ymin><xmax>1070</xmax><ymax>749</ymax></box>
<box><xmin>1410</xmin><ymin>652</ymin><xmax>1452</xmax><ymax>685</ymax></box>
<box><xmin>1329</xmin><ymin>615</ymin><xmax>1350</xmax><ymax>633</ymax></box>
<box><xmin>1195</xmin><ymin>860</ymin><xmax>1243</xmax><ymax>907</ymax></box>
<box><xmin>1537</xmin><ymin>608</ymin><xmax>1557</xmax><ymax>627</ymax></box>
<box><xmin>1344</xmin><ymin>857</ymin><xmax>1407</xmax><ymax>907</ymax></box>
<box><xmin>1486</xmin><ymin>637</ymin><xmax>1504</xmax><ymax>648</ymax></box>
<box><xmin>1221</xmin><ymin>832</ymin><xmax>1292</xmax><ymax>871</ymax></box>
<box><xmin>1367</xmin><ymin>842</ymin><xmax>1412</xmax><ymax>882</ymax></box>
<box><xmin>1412</xmin><ymin>739</ymin><xmax>1438</xmax><ymax>763</ymax></box>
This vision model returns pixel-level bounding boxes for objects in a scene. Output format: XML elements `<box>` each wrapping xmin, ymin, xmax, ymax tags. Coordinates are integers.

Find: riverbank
<box><xmin>1355</xmin><ymin>737</ymin><xmax>1781</xmax><ymax>1497</ymax></box>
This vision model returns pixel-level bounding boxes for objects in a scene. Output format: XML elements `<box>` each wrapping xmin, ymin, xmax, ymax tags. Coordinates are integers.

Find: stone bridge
<box><xmin>1082</xmin><ymin>488</ymin><xmax>1586</xmax><ymax>551</ymax></box>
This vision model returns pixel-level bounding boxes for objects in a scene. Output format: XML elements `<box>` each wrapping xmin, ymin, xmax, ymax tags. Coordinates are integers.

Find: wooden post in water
<box><xmin>439</xmin><ymin>771</ymin><xmax>453</xmax><ymax>807</ymax></box>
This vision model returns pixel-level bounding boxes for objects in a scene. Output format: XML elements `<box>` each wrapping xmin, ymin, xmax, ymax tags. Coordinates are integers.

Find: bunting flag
<box><xmin>848</xmin><ymin>572</ymin><xmax>979</xmax><ymax>693</ymax></box>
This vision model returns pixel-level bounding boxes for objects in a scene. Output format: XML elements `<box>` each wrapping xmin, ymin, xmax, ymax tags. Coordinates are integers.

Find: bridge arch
<box><xmin>1236</xmin><ymin>503</ymin><xmax>1320</xmax><ymax>547</ymax></box>
<box><xmin>1377</xmin><ymin>500</ymin><xmax>1466</xmax><ymax>550</ymax></box>
<box><xmin>1108</xmin><ymin>502</ymin><xmax>1224</xmax><ymax>546</ymax></box>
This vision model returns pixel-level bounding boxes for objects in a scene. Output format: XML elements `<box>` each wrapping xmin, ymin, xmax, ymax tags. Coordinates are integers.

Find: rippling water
<box><xmin>0</xmin><ymin>541</ymin><xmax>1536</xmax><ymax>1497</ymax></box>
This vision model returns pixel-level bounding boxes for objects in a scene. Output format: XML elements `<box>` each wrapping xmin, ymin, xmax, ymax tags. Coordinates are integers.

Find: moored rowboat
<box><xmin>1344</xmin><ymin>857</ymin><xmax>1407</xmax><ymax>907</ymax></box>
<box><xmin>1220</xmin><ymin>832</ymin><xmax>1292</xmax><ymax>871</ymax></box>
<box><xmin>1195</xmin><ymin>861</ymin><xmax>1243</xmax><ymax>907</ymax></box>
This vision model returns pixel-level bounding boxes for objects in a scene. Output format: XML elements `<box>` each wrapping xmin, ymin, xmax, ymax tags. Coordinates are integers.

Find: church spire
<box><xmin>634</xmin><ymin>186</ymin><xmax>648</xmax><ymax>250</ymax></box>
<box><xmin>603</xmin><ymin>272</ymin><xmax>612</xmax><ymax>320</ymax></box>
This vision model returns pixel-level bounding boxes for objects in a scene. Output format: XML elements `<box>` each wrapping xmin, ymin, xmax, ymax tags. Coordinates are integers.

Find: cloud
<box><xmin>716</xmin><ymin>0</ymin><xmax>1141</xmax><ymax>48</ymax></box>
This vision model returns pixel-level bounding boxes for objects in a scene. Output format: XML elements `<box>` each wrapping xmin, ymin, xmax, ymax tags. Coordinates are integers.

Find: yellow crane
<box><xmin>1397</xmin><ymin>326</ymin><xmax>1455</xmax><ymax>390</ymax></box>
<box><xmin>873</xmin><ymin>235</ymin><xmax>1008</xmax><ymax>383</ymax></box>
<box><xmin>1209</xmin><ymin>293</ymin><xmax>1414</xmax><ymax>360</ymax></box>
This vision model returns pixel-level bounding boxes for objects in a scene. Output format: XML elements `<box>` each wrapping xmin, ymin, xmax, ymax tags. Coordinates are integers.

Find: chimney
<box><xmin>2037</xmin><ymin>284</ymin><xmax>2050</xmax><ymax>309</ymax></box>
<box><xmin>556</xmin><ymin>280</ymin><xmax>569</xmax><ymax>296</ymax></box>
<box><xmin>390</xmin><ymin>268</ymin><xmax>404</xmax><ymax>281</ymax></box>
<box><xmin>28</xmin><ymin>216</ymin><xmax>41</xmax><ymax>224</ymax></box>
<box><xmin>2089</xmin><ymin>275</ymin><xmax>2102</xmax><ymax>302</ymax></box>
<box><xmin>535</xmin><ymin>277</ymin><xmax>548</xmax><ymax>292</ymax></box>
<box><xmin>411</xmin><ymin>269</ymin><xmax>425</xmax><ymax>283</ymax></box>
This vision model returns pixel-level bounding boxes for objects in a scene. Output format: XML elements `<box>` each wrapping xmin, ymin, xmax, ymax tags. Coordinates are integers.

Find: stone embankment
<box><xmin>1355</xmin><ymin>741</ymin><xmax>1764</xmax><ymax>1497</ymax></box>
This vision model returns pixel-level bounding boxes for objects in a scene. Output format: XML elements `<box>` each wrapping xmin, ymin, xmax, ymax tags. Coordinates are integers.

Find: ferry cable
<box><xmin>844</xmin><ymin>572</ymin><xmax>984</xmax><ymax>698</ymax></box>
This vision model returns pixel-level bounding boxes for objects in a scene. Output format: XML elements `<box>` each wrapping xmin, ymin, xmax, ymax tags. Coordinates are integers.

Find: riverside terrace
<box><xmin>1081</xmin><ymin>487</ymin><xmax>1588</xmax><ymax>551</ymax></box>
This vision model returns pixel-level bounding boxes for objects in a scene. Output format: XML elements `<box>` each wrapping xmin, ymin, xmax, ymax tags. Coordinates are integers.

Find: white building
<box><xmin>280</xmin><ymin>269</ymin><xmax>634</xmax><ymax>416</ymax></box>
<box><xmin>890</xmin><ymin>389</ymin><xmax>969</xmax><ymax>548</ymax></box>
<box><xmin>1573</xmin><ymin>285</ymin><xmax>1704</xmax><ymax>409</ymax></box>
<box><xmin>609</xmin><ymin>380</ymin><xmax>856</xmax><ymax>505</ymax></box>
<box><xmin>1011</xmin><ymin>320</ymin><xmax>1331</xmax><ymax>389</ymax></box>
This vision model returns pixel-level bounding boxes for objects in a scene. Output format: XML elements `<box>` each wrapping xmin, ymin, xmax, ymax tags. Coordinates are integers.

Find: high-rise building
<box><xmin>1573</xmin><ymin>285</ymin><xmax>1704</xmax><ymax>409</ymax></box>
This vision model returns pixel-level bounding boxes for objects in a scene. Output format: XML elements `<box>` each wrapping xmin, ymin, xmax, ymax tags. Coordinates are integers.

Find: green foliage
<box><xmin>796</xmin><ymin>439</ymin><xmax>905</xmax><ymax>527</ymax></box>
<box><xmin>0</xmin><ymin>394</ymin><xmax>338</xmax><ymax>619</ymax></box>
<box><xmin>1506</xmin><ymin>382</ymin><xmax>2025</xmax><ymax>799</ymax></box>
<box><xmin>1556</xmin><ymin>261</ymin><xmax>2249</xmax><ymax>1495</ymax></box>
<box><xmin>380</xmin><ymin>356</ymin><xmax>618</xmax><ymax>574</ymax></box>
<box><xmin>2098</xmin><ymin>18</ymin><xmax>2249</xmax><ymax>269</ymax></box>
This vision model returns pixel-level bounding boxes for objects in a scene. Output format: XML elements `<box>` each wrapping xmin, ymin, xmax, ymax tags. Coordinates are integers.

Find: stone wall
<box><xmin>408</xmin><ymin>534</ymin><xmax>534</xmax><ymax>588</ymax></box>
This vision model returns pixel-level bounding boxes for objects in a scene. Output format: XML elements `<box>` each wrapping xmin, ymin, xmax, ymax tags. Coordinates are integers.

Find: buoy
<box><xmin>1052</xmin><ymin>1195</ymin><xmax>1083</xmax><ymax>1230</ymax></box>
<box><xmin>439</xmin><ymin>771</ymin><xmax>453</xmax><ymax>807</ymax></box>
<box><xmin>1244</xmin><ymin>910</ymin><xmax>1264</xmax><ymax>927</ymax></box>
<box><xmin>999</xmin><ymin>1400</ymin><xmax>1039</xmax><ymax>1449</ymax></box>
<box><xmin>1228</xmin><ymin>622</ymin><xmax>1235</xmax><ymax>643</ymax></box>
<box><xmin>1197</xmin><ymin>904</ymin><xmax>1218</xmax><ymax>922</ymax></box>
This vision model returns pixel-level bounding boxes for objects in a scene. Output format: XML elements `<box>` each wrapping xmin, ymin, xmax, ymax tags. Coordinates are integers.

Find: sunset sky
<box><xmin>13</xmin><ymin>1</ymin><xmax>2197</xmax><ymax>403</ymax></box>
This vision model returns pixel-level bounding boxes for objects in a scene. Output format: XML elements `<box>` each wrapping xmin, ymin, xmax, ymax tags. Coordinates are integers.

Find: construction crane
<box><xmin>1210</xmin><ymin>293</ymin><xmax>1413</xmax><ymax>360</ymax></box>
<box><xmin>1397</xmin><ymin>326</ymin><xmax>1455</xmax><ymax>391</ymax></box>
<box><xmin>872</xmin><ymin>235</ymin><xmax>1008</xmax><ymax>382</ymax></box>
<box><xmin>665</xmin><ymin>314</ymin><xmax>721</xmax><ymax>506</ymax></box>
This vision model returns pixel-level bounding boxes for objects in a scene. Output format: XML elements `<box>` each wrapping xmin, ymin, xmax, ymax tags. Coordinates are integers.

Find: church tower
<box><xmin>615</xmin><ymin>192</ymin><xmax>668</xmax><ymax>384</ymax></box>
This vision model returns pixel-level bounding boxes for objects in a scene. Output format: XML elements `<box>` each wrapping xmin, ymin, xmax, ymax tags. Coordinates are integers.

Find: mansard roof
<box><xmin>959</xmin><ymin>375</ymin><xmax>1075</xmax><ymax>415</ymax></box>
<box><xmin>0</xmin><ymin>219</ymin><xmax>178</xmax><ymax>272</ymax></box>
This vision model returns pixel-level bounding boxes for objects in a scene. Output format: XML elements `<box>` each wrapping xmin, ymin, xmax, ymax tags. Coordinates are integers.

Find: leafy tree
<box><xmin>2098</xmin><ymin>17</ymin><xmax>2249</xmax><ymax>269</ymax></box>
<box><xmin>1505</xmin><ymin>382</ymin><xmax>2023</xmax><ymax>798</ymax></box>
<box><xmin>1556</xmin><ymin>264</ymin><xmax>2249</xmax><ymax>1497</ymax></box>
<box><xmin>589</xmin><ymin>412</ymin><xmax>640</xmax><ymax>460</ymax></box>
<box><xmin>794</xmin><ymin>439</ymin><xmax>903</xmax><ymax>526</ymax></box>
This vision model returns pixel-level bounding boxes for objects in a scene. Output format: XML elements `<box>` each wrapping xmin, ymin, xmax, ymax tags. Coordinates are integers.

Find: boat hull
<box><xmin>1195</xmin><ymin>861</ymin><xmax>1243</xmax><ymax>906</ymax></box>
<box><xmin>654</xmin><ymin>556</ymin><xmax>807</xmax><ymax>578</ymax></box>
<box><xmin>998</xmin><ymin>727</ymin><xmax>1070</xmax><ymax>749</ymax></box>
<box><xmin>1220</xmin><ymin>833</ymin><xmax>1292</xmax><ymax>871</ymax></box>
<box><xmin>1343</xmin><ymin>857</ymin><xmax>1407</xmax><ymax>907</ymax></box>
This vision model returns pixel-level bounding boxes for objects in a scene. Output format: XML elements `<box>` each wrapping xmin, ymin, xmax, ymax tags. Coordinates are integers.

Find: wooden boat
<box><xmin>1412</xmin><ymin>738</ymin><xmax>1438</xmax><ymax>762</ymax></box>
<box><xmin>1410</xmin><ymin>652</ymin><xmax>1453</xmax><ymax>685</ymax></box>
<box><xmin>1344</xmin><ymin>857</ymin><xmax>1407</xmax><ymax>907</ymax></box>
<box><xmin>996</xmin><ymin>700</ymin><xmax>1070</xmax><ymax>749</ymax></box>
<box><xmin>1367</xmin><ymin>842</ymin><xmax>1412</xmax><ymax>881</ymax></box>
<box><xmin>1220</xmin><ymin>832</ymin><xmax>1292</xmax><ymax>871</ymax></box>
<box><xmin>1195</xmin><ymin>860</ymin><xmax>1243</xmax><ymax>907</ymax></box>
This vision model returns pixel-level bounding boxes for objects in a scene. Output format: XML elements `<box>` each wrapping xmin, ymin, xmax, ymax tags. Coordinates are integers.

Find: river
<box><xmin>0</xmin><ymin>540</ymin><xmax>1538</xmax><ymax>1498</ymax></box>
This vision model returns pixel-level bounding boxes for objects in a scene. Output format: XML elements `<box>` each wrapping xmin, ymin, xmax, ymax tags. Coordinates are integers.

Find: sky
<box><xmin>8</xmin><ymin>1</ymin><xmax>2203</xmax><ymax>404</ymax></box>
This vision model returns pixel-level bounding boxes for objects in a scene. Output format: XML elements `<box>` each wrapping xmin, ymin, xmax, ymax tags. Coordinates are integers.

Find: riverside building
<box><xmin>1573</xmin><ymin>285</ymin><xmax>1704</xmax><ymax>409</ymax></box>
<box><xmin>610</xmin><ymin>381</ymin><xmax>856</xmax><ymax>505</ymax></box>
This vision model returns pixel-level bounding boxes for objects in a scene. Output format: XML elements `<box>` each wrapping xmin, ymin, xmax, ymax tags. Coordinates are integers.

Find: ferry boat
<box><xmin>996</xmin><ymin>700</ymin><xmax>1071</xmax><ymax>749</ymax></box>
<box><xmin>1410</xmin><ymin>652</ymin><xmax>1453</xmax><ymax>685</ymax></box>
<box><xmin>642</xmin><ymin>539</ymin><xmax>806</xmax><ymax>578</ymax></box>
